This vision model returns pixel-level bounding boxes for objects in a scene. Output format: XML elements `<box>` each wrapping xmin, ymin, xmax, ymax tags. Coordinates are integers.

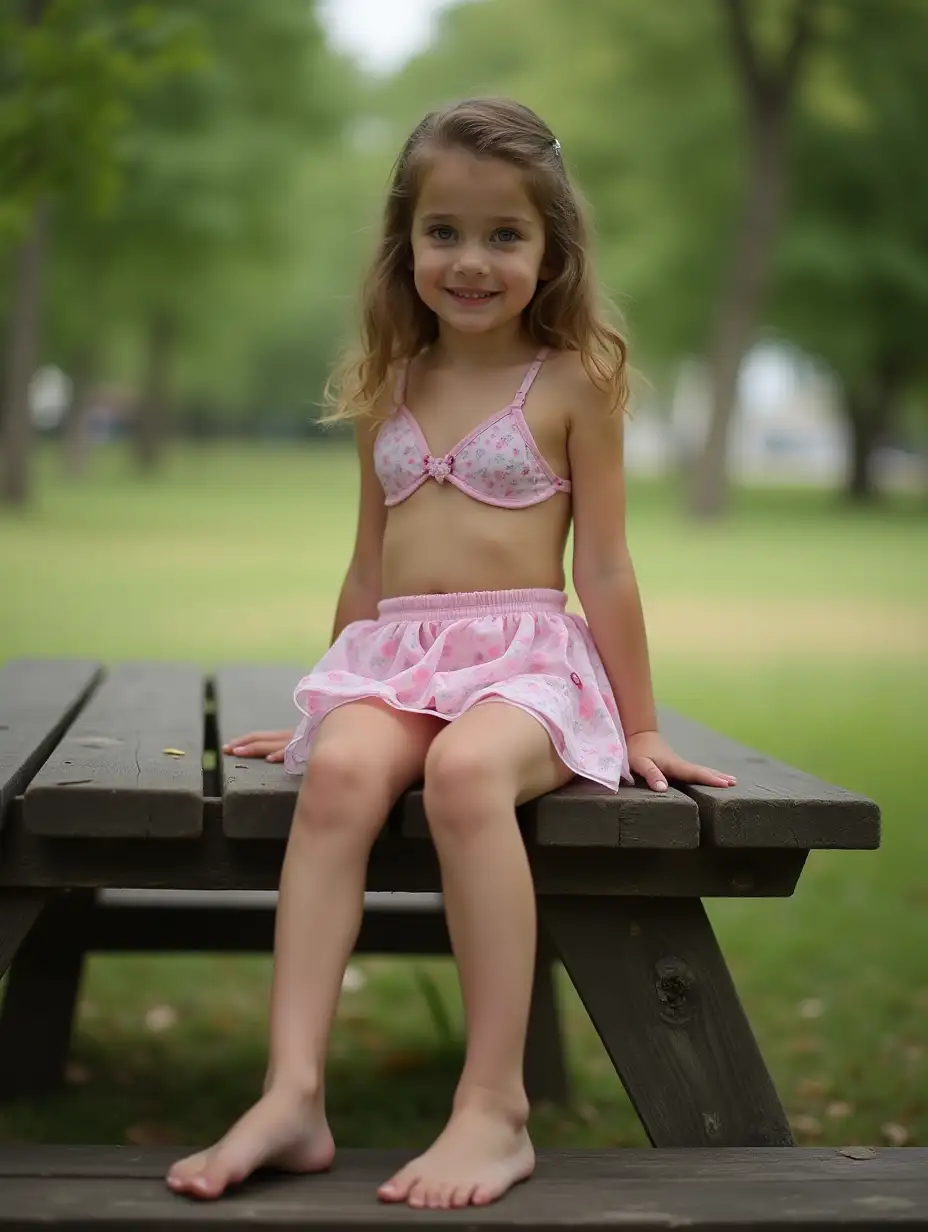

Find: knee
<box><xmin>423</xmin><ymin>739</ymin><xmax>508</xmax><ymax>835</ymax></box>
<box><xmin>295</xmin><ymin>741</ymin><xmax>390</xmax><ymax>838</ymax></box>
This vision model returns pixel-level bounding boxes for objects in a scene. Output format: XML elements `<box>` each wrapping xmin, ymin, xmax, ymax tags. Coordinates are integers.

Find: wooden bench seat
<box><xmin>1</xmin><ymin>1145</ymin><xmax>926</xmax><ymax>1228</ymax></box>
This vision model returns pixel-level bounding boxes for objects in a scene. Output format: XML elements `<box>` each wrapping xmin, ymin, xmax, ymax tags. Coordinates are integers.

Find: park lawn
<box><xmin>0</xmin><ymin>442</ymin><xmax>926</xmax><ymax>1152</ymax></box>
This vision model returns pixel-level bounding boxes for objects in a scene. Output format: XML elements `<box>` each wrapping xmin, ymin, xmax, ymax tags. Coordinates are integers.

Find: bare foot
<box><xmin>377</xmin><ymin>1100</ymin><xmax>534</xmax><ymax>1209</ymax></box>
<box><xmin>166</xmin><ymin>1085</ymin><xmax>335</xmax><ymax>1200</ymax></box>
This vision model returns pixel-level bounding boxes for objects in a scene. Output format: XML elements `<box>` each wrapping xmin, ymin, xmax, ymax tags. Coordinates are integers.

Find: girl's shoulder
<box><xmin>544</xmin><ymin>348</ymin><xmax>618</xmax><ymax>424</ymax></box>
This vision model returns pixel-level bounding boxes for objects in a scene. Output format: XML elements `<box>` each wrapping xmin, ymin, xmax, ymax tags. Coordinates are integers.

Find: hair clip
<box><xmin>552</xmin><ymin>138</ymin><xmax>562</xmax><ymax>157</ymax></box>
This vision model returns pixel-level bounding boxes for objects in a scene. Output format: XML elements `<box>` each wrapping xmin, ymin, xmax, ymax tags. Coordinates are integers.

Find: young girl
<box><xmin>167</xmin><ymin>97</ymin><xmax>734</xmax><ymax>1210</ymax></box>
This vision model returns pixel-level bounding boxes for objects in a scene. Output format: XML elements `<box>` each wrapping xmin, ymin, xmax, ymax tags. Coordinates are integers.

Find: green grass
<box><xmin>1</xmin><ymin>443</ymin><xmax>926</xmax><ymax>1152</ymax></box>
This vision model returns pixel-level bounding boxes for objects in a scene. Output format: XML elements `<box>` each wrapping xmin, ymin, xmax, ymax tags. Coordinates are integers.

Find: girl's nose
<box><xmin>453</xmin><ymin>246</ymin><xmax>490</xmax><ymax>276</ymax></box>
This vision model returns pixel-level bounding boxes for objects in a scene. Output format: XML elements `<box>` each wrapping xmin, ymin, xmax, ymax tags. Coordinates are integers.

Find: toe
<box><xmin>473</xmin><ymin>1183</ymin><xmax>498</xmax><ymax>1206</ymax></box>
<box><xmin>167</xmin><ymin>1151</ymin><xmax>208</xmax><ymax>1188</ymax></box>
<box><xmin>425</xmin><ymin>1183</ymin><xmax>446</xmax><ymax>1209</ymax></box>
<box><xmin>378</xmin><ymin>1167</ymin><xmax>414</xmax><ymax>1203</ymax></box>
<box><xmin>451</xmin><ymin>1183</ymin><xmax>475</xmax><ymax>1207</ymax></box>
<box><xmin>407</xmin><ymin>1179</ymin><xmax>429</xmax><ymax>1208</ymax></box>
<box><xmin>436</xmin><ymin>1182</ymin><xmax>455</xmax><ymax>1209</ymax></box>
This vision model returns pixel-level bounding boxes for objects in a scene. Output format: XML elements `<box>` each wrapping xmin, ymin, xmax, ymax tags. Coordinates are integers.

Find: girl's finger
<box><xmin>674</xmin><ymin>761</ymin><xmax>737</xmax><ymax>788</ymax></box>
<box><xmin>228</xmin><ymin>741</ymin><xmax>277</xmax><ymax>757</ymax></box>
<box><xmin>267</xmin><ymin>751</ymin><xmax>284</xmax><ymax>763</ymax></box>
<box><xmin>632</xmin><ymin>758</ymin><xmax>667</xmax><ymax>792</ymax></box>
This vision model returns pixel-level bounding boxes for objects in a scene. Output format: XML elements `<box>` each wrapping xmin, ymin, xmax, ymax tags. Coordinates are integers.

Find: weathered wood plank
<box><xmin>1</xmin><ymin>1146</ymin><xmax>928</xmax><ymax>1228</ymax></box>
<box><xmin>215</xmin><ymin>667</ymin><xmax>700</xmax><ymax>848</ymax></box>
<box><xmin>402</xmin><ymin>777</ymin><xmax>699</xmax><ymax>849</ymax></box>
<box><xmin>659</xmin><ymin>709</ymin><xmax>881</xmax><ymax>849</ymax></box>
<box><xmin>212</xmin><ymin>664</ymin><xmax>300</xmax><ymax>838</ymax></box>
<box><xmin>1</xmin><ymin>1143</ymin><xmax>926</xmax><ymax>1182</ymax></box>
<box><xmin>0</xmin><ymin>658</ymin><xmax>101</xmax><ymax>826</ymax></box>
<box><xmin>540</xmin><ymin>897</ymin><xmax>794</xmax><ymax>1147</ymax></box>
<box><xmin>0</xmin><ymin>801</ymin><xmax>807</xmax><ymax>895</ymax></box>
<box><xmin>23</xmin><ymin>664</ymin><xmax>205</xmax><ymax>838</ymax></box>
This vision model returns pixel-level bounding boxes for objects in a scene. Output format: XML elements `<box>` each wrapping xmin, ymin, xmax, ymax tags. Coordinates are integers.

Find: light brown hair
<box><xmin>323</xmin><ymin>97</ymin><xmax>628</xmax><ymax>422</ymax></box>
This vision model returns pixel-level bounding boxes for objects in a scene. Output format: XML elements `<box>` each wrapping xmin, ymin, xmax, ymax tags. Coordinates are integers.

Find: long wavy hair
<box><xmin>323</xmin><ymin>97</ymin><xmax>628</xmax><ymax>422</ymax></box>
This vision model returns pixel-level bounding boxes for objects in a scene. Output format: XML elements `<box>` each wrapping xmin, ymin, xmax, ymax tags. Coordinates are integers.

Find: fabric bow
<box><xmin>425</xmin><ymin>454</ymin><xmax>453</xmax><ymax>483</ymax></box>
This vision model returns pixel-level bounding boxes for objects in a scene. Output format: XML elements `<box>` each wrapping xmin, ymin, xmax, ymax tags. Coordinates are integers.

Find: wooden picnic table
<box><xmin>5</xmin><ymin>657</ymin><xmax>924</xmax><ymax>1232</ymax></box>
<box><xmin>0</xmin><ymin>654</ymin><xmax>883</xmax><ymax>1147</ymax></box>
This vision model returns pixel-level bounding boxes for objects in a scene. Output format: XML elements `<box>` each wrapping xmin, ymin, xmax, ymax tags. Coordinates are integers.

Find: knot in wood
<box><xmin>654</xmin><ymin>956</ymin><xmax>696</xmax><ymax>1023</ymax></box>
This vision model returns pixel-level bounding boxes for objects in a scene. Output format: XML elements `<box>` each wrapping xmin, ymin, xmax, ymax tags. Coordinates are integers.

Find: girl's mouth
<box><xmin>445</xmin><ymin>288</ymin><xmax>500</xmax><ymax>302</ymax></box>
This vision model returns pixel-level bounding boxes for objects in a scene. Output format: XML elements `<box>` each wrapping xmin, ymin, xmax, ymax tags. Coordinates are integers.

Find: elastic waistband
<box><xmin>377</xmin><ymin>588</ymin><xmax>567</xmax><ymax>622</ymax></box>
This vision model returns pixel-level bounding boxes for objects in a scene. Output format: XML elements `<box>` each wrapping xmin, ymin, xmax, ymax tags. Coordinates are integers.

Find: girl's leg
<box><xmin>167</xmin><ymin>699</ymin><xmax>442</xmax><ymax>1200</ymax></box>
<box><xmin>379</xmin><ymin>702</ymin><xmax>572</xmax><ymax>1210</ymax></box>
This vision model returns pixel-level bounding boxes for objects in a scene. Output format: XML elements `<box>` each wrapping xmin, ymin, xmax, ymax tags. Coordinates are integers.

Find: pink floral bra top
<box><xmin>373</xmin><ymin>348</ymin><xmax>571</xmax><ymax>509</ymax></box>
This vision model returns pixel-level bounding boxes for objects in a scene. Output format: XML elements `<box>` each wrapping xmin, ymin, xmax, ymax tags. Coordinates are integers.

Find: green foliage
<box><xmin>774</xmin><ymin>0</ymin><xmax>928</xmax><ymax>387</ymax></box>
<box><xmin>0</xmin><ymin>0</ymin><xmax>203</xmax><ymax>239</ymax></box>
<box><xmin>40</xmin><ymin>0</ymin><xmax>359</xmax><ymax>419</ymax></box>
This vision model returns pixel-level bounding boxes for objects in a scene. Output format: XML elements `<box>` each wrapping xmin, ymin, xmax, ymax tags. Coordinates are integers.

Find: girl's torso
<box><xmin>374</xmin><ymin>348</ymin><xmax>573</xmax><ymax>598</ymax></box>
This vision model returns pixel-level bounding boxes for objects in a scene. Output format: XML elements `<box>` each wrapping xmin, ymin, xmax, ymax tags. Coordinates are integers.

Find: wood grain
<box><xmin>24</xmin><ymin>664</ymin><xmax>205</xmax><ymax>838</ymax></box>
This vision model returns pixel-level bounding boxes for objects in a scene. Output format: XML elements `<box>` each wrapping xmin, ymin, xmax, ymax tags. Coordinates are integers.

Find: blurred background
<box><xmin>1</xmin><ymin>0</ymin><xmax>926</xmax><ymax>1153</ymax></box>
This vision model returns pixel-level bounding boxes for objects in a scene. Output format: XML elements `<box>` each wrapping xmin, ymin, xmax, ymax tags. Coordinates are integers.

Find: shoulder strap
<box><xmin>512</xmin><ymin>348</ymin><xmax>549</xmax><ymax>408</ymax></box>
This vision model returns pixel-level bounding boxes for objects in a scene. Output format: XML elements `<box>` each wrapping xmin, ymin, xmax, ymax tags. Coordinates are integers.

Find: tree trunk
<box><xmin>0</xmin><ymin>203</ymin><xmax>49</xmax><ymax>507</ymax></box>
<box><xmin>844</xmin><ymin>357</ymin><xmax>907</xmax><ymax>503</ymax></box>
<box><xmin>689</xmin><ymin>0</ymin><xmax>817</xmax><ymax>519</ymax></box>
<box><xmin>134</xmin><ymin>310</ymin><xmax>175</xmax><ymax>472</ymax></box>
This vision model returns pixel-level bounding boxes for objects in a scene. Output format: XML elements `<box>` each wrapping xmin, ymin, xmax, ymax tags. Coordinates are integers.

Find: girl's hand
<box><xmin>627</xmin><ymin>730</ymin><xmax>736</xmax><ymax>793</ymax></box>
<box><xmin>221</xmin><ymin>729</ymin><xmax>293</xmax><ymax>763</ymax></box>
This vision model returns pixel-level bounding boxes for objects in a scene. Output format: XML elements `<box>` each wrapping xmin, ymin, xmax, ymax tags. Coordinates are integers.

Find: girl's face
<box><xmin>410</xmin><ymin>149</ymin><xmax>549</xmax><ymax>337</ymax></box>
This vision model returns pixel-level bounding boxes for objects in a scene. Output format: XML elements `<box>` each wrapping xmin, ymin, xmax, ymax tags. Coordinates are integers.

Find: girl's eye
<box><xmin>428</xmin><ymin>225</ymin><xmax>455</xmax><ymax>241</ymax></box>
<box><xmin>493</xmin><ymin>228</ymin><xmax>521</xmax><ymax>243</ymax></box>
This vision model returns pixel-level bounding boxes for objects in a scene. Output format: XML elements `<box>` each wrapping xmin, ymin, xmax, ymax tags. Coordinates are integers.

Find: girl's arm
<box><xmin>225</xmin><ymin>419</ymin><xmax>387</xmax><ymax>761</ymax></box>
<box><xmin>567</xmin><ymin>364</ymin><xmax>735</xmax><ymax>793</ymax></box>
<box><xmin>330</xmin><ymin>418</ymin><xmax>387</xmax><ymax>639</ymax></box>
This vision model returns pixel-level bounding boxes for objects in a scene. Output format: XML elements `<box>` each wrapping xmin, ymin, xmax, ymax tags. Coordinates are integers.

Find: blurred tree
<box><xmin>690</xmin><ymin>0</ymin><xmax>819</xmax><ymax>517</ymax></box>
<box><xmin>48</xmin><ymin>0</ymin><xmax>343</xmax><ymax>472</ymax></box>
<box><xmin>773</xmin><ymin>0</ymin><xmax>928</xmax><ymax>501</ymax></box>
<box><xmin>0</xmin><ymin>0</ymin><xmax>199</xmax><ymax>504</ymax></box>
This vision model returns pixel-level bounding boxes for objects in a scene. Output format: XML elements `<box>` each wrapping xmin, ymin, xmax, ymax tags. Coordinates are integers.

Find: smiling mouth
<box><xmin>445</xmin><ymin>288</ymin><xmax>499</xmax><ymax>300</ymax></box>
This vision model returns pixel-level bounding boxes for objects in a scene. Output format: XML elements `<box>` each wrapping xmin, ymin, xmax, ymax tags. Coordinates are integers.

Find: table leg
<box><xmin>0</xmin><ymin>890</ymin><xmax>50</xmax><ymax>977</ymax></box>
<box><xmin>0</xmin><ymin>890</ymin><xmax>91</xmax><ymax>1099</ymax></box>
<box><xmin>539</xmin><ymin>895</ymin><xmax>794</xmax><ymax>1147</ymax></box>
<box><xmin>524</xmin><ymin>931</ymin><xmax>571</xmax><ymax>1106</ymax></box>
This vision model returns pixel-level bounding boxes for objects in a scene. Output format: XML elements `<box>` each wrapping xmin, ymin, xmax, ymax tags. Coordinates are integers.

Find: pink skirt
<box><xmin>283</xmin><ymin>589</ymin><xmax>631</xmax><ymax>791</ymax></box>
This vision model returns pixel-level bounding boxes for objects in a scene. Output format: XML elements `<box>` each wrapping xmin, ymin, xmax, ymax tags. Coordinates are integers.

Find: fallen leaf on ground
<box><xmin>881</xmin><ymin>1122</ymin><xmax>910</xmax><ymax>1146</ymax></box>
<box><xmin>787</xmin><ymin>1035</ymin><xmax>821</xmax><ymax>1055</ymax></box>
<box><xmin>377</xmin><ymin>1050</ymin><xmax>428</xmax><ymax>1074</ymax></box>
<box><xmin>341</xmin><ymin>965</ymin><xmax>367</xmax><ymax>992</ymax></box>
<box><xmin>791</xmin><ymin>1114</ymin><xmax>823</xmax><ymax>1137</ymax></box>
<box><xmin>797</xmin><ymin>1077</ymin><xmax>828</xmax><ymax>1099</ymax></box>
<box><xmin>162</xmin><ymin>748</ymin><xmax>186</xmax><ymax>757</ymax></box>
<box><xmin>798</xmin><ymin>997</ymin><xmax>826</xmax><ymax>1019</ymax></box>
<box><xmin>125</xmin><ymin>1122</ymin><xmax>181</xmax><ymax>1146</ymax></box>
<box><xmin>826</xmin><ymin>1100</ymin><xmax>853</xmax><ymax>1119</ymax></box>
<box><xmin>145</xmin><ymin>1004</ymin><xmax>178</xmax><ymax>1032</ymax></box>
